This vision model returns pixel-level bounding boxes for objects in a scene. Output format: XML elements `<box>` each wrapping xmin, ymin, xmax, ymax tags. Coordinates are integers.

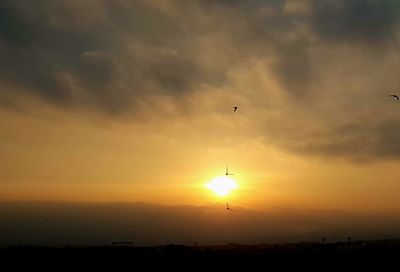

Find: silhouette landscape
<box><xmin>1</xmin><ymin>202</ymin><xmax>400</xmax><ymax>268</ymax></box>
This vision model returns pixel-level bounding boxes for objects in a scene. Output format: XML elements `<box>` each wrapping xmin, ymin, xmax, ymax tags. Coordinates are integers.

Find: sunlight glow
<box><xmin>206</xmin><ymin>176</ymin><xmax>238</xmax><ymax>196</ymax></box>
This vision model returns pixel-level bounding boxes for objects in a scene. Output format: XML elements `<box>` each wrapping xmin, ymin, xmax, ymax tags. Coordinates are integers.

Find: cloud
<box><xmin>1</xmin><ymin>202</ymin><xmax>399</xmax><ymax>246</ymax></box>
<box><xmin>0</xmin><ymin>0</ymin><xmax>224</xmax><ymax>114</ymax></box>
<box><xmin>310</xmin><ymin>0</ymin><xmax>400</xmax><ymax>43</ymax></box>
<box><xmin>1</xmin><ymin>0</ymin><xmax>400</xmax><ymax>160</ymax></box>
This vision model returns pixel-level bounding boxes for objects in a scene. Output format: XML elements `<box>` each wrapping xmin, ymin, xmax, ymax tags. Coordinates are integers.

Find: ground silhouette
<box><xmin>2</xmin><ymin>238</ymin><xmax>400</xmax><ymax>269</ymax></box>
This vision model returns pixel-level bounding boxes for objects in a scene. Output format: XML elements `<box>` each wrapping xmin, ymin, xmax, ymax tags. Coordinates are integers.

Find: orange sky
<box><xmin>1</xmin><ymin>0</ymin><xmax>400</xmax><ymax>215</ymax></box>
<box><xmin>1</xmin><ymin>102</ymin><xmax>400</xmax><ymax>213</ymax></box>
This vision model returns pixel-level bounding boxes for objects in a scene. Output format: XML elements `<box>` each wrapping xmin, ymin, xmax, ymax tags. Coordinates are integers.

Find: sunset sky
<box><xmin>1</xmin><ymin>0</ymin><xmax>400</xmax><ymax>245</ymax></box>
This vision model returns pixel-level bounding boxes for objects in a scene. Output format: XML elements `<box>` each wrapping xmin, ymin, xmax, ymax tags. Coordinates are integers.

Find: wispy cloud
<box><xmin>1</xmin><ymin>0</ymin><xmax>400</xmax><ymax>160</ymax></box>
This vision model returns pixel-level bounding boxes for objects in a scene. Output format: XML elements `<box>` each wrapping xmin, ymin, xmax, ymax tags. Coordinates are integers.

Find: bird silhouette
<box><xmin>233</xmin><ymin>106</ymin><xmax>238</xmax><ymax>112</ymax></box>
<box><xmin>388</xmin><ymin>94</ymin><xmax>399</xmax><ymax>101</ymax></box>
<box><xmin>225</xmin><ymin>166</ymin><xmax>234</xmax><ymax>176</ymax></box>
<box><xmin>226</xmin><ymin>203</ymin><xmax>233</xmax><ymax>211</ymax></box>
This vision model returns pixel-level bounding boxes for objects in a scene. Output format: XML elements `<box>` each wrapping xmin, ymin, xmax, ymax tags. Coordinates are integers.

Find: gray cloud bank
<box><xmin>1</xmin><ymin>0</ymin><xmax>400</xmax><ymax>160</ymax></box>
<box><xmin>1</xmin><ymin>202</ymin><xmax>399</xmax><ymax>247</ymax></box>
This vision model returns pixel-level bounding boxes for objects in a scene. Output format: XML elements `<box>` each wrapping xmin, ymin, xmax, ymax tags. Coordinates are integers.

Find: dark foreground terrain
<box><xmin>2</xmin><ymin>239</ymin><xmax>400</xmax><ymax>269</ymax></box>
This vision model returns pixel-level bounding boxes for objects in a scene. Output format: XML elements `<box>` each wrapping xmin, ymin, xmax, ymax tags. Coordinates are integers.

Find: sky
<box><xmin>1</xmin><ymin>0</ymin><xmax>400</xmax><ymax>245</ymax></box>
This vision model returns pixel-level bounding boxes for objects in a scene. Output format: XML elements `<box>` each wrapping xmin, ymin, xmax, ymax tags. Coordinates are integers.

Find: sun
<box><xmin>206</xmin><ymin>176</ymin><xmax>238</xmax><ymax>196</ymax></box>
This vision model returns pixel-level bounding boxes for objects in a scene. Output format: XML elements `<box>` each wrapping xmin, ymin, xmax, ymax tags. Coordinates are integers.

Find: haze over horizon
<box><xmin>1</xmin><ymin>201</ymin><xmax>400</xmax><ymax>247</ymax></box>
<box><xmin>1</xmin><ymin>0</ymin><xmax>400</xmax><ymax>246</ymax></box>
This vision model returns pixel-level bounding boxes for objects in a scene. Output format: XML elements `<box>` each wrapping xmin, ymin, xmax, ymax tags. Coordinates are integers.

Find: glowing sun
<box><xmin>206</xmin><ymin>176</ymin><xmax>238</xmax><ymax>196</ymax></box>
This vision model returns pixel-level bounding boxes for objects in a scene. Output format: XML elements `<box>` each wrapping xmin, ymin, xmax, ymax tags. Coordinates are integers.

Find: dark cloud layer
<box><xmin>1</xmin><ymin>0</ymin><xmax>400</xmax><ymax>160</ymax></box>
<box><xmin>1</xmin><ymin>0</ymin><xmax>397</xmax><ymax>107</ymax></box>
<box><xmin>311</xmin><ymin>0</ymin><xmax>400</xmax><ymax>43</ymax></box>
<box><xmin>0</xmin><ymin>0</ymin><xmax>214</xmax><ymax>113</ymax></box>
<box><xmin>1</xmin><ymin>202</ymin><xmax>399</xmax><ymax>246</ymax></box>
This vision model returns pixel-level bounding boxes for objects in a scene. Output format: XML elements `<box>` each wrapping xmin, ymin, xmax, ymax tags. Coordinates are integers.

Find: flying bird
<box><xmin>233</xmin><ymin>106</ymin><xmax>238</xmax><ymax>112</ymax></box>
<box><xmin>388</xmin><ymin>94</ymin><xmax>399</xmax><ymax>101</ymax></box>
<box><xmin>226</xmin><ymin>203</ymin><xmax>233</xmax><ymax>211</ymax></box>
<box><xmin>225</xmin><ymin>166</ymin><xmax>234</xmax><ymax>176</ymax></box>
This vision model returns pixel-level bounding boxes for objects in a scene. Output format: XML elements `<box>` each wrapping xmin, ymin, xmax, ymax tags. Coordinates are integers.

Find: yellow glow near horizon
<box><xmin>206</xmin><ymin>176</ymin><xmax>238</xmax><ymax>196</ymax></box>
